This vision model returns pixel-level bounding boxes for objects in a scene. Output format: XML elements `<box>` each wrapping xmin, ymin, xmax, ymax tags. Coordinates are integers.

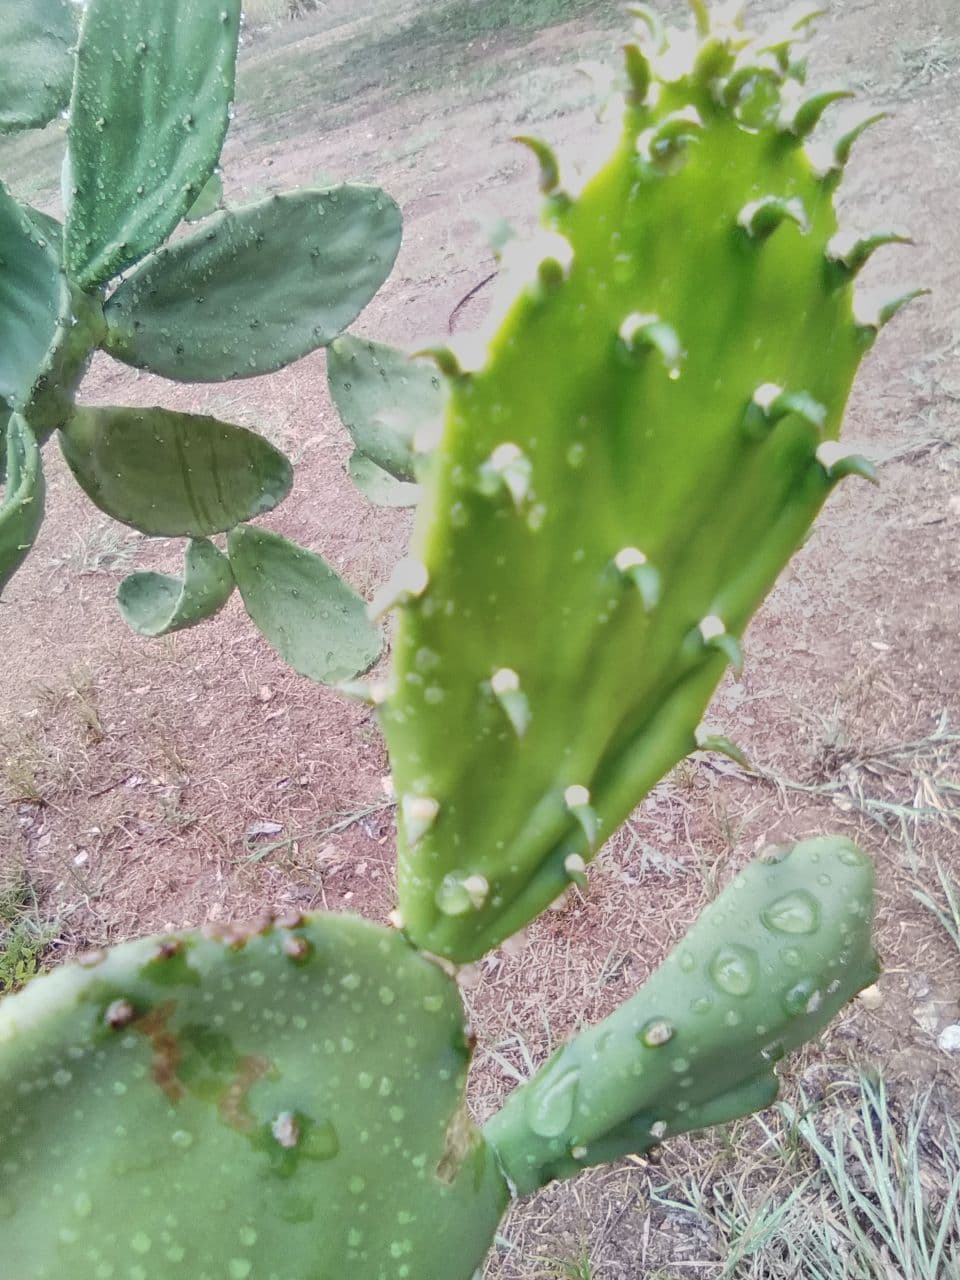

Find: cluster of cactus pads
<box><xmin>0</xmin><ymin>1</ymin><xmax>922</xmax><ymax>1277</ymax></box>
<box><xmin>0</xmin><ymin>0</ymin><xmax>400</xmax><ymax>683</ymax></box>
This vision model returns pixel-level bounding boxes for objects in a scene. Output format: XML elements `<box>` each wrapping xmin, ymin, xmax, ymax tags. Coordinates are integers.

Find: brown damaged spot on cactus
<box><xmin>282</xmin><ymin>935</ymin><xmax>313</xmax><ymax>963</ymax></box>
<box><xmin>132</xmin><ymin>1001</ymin><xmax>184</xmax><ymax>1102</ymax></box>
<box><xmin>219</xmin><ymin>1054</ymin><xmax>273</xmax><ymax>1134</ymax></box>
<box><xmin>200</xmin><ymin>914</ymin><xmax>276</xmax><ymax>948</ymax></box>
<box><xmin>436</xmin><ymin>1101</ymin><xmax>481</xmax><ymax>1185</ymax></box>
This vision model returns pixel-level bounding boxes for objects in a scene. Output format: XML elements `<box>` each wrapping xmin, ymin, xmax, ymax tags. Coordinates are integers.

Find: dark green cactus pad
<box><xmin>348</xmin><ymin>452</ymin><xmax>422</xmax><ymax>508</ymax></box>
<box><xmin>327</xmin><ymin>335</ymin><xmax>446</xmax><ymax>484</ymax></box>
<box><xmin>0</xmin><ymin>413</ymin><xmax>45</xmax><ymax>594</ymax></box>
<box><xmin>0</xmin><ymin>0</ymin><xmax>77</xmax><ymax>133</ymax></box>
<box><xmin>103</xmin><ymin>187</ymin><xmax>403</xmax><ymax>383</ymax></box>
<box><xmin>117</xmin><ymin>538</ymin><xmax>235</xmax><ymax>637</ymax></box>
<box><xmin>381</xmin><ymin>5</ymin><xmax>918</xmax><ymax>961</ymax></box>
<box><xmin>0</xmin><ymin>914</ymin><xmax>508</xmax><ymax>1280</ymax></box>
<box><xmin>65</xmin><ymin>0</ymin><xmax>241</xmax><ymax>289</ymax></box>
<box><xmin>0</xmin><ymin>179</ymin><xmax>62</xmax><ymax>411</ymax></box>
<box><xmin>484</xmin><ymin>838</ymin><xmax>878</xmax><ymax>1194</ymax></box>
<box><xmin>59</xmin><ymin>406</ymin><xmax>293</xmax><ymax>537</ymax></box>
<box><xmin>228</xmin><ymin>525</ymin><xmax>383</xmax><ymax>685</ymax></box>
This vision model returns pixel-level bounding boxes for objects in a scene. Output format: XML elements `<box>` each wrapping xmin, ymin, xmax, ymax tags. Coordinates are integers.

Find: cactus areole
<box><xmin>381</xmin><ymin>2</ymin><xmax>918</xmax><ymax>962</ymax></box>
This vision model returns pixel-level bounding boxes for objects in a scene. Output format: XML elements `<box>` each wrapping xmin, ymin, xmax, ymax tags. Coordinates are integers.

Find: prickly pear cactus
<box><xmin>0</xmin><ymin>5</ymin><xmax>901</xmax><ymax>1278</ymax></box>
<box><xmin>0</xmin><ymin>915</ymin><xmax>507</xmax><ymax>1280</ymax></box>
<box><xmin>0</xmin><ymin>0</ymin><xmax>402</xmax><ymax>687</ymax></box>
<box><xmin>379</xmin><ymin>1</ymin><xmax>919</xmax><ymax>961</ymax></box>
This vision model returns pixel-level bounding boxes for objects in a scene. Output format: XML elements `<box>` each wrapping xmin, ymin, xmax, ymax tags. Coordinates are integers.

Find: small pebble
<box><xmin>857</xmin><ymin>984</ymin><xmax>883</xmax><ymax>1011</ymax></box>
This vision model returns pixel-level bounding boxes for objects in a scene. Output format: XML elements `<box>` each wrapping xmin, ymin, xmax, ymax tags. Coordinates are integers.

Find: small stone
<box><xmin>857</xmin><ymin>983</ymin><xmax>883</xmax><ymax>1011</ymax></box>
<box><xmin>937</xmin><ymin>1025</ymin><xmax>960</xmax><ymax>1055</ymax></box>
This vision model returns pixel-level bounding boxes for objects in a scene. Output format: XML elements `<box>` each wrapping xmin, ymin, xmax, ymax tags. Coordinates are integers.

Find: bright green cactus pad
<box><xmin>103</xmin><ymin>187</ymin><xmax>403</xmax><ymax>383</ymax></box>
<box><xmin>484</xmin><ymin>837</ymin><xmax>878</xmax><ymax>1193</ymax></box>
<box><xmin>0</xmin><ymin>914</ymin><xmax>508</xmax><ymax>1280</ymax></box>
<box><xmin>381</xmin><ymin>4</ymin><xmax>916</xmax><ymax>961</ymax></box>
<box><xmin>59</xmin><ymin>406</ymin><xmax>293</xmax><ymax>537</ymax></box>
<box><xmin>0</xmin><ymin>0</ymin><xmax>77</xmax><ymax>133</ymax></box>
<box><xmin>65</xmin><ymin>0</ymin><xmax>241</xmax><ymax>289</ymax></box>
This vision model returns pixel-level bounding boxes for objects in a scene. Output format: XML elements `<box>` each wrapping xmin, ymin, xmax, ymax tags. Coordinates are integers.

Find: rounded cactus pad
<box><xmin>0</xmin><ymin>914</ymin><xmax>507</xmax><ymax>1279</ymax></box>
<box><xmin>381</xmin><ymin>2</ymin><xmax>919</xmax><ymax>961</ymax></box>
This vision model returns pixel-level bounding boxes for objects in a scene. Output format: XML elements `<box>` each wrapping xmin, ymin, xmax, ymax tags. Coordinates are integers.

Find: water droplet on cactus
<box><xmin>525</xmin><ymin>1065</ymin><xmax>580</xmax><ymax>1138</ymax></box>
<box><xmin>72</xmin><ymin>1191</ymin><xmax>93</xmax><ymax>1218</ymax></box>
<box><xmin>690</xmin><ymin>996</ymin><xmax>712</xmax><ymax>1014</ymax></box>
<box><xmin>709</xmin><ymin>944</ymin><xmax>758</xmax><ymax>996</ymax></box>
<box><xmin>782</xmin><ymin>977</ymin><xmax>819</xmax><ymax>1016</ymax></box>
<box><xmin>762</xmin><ymin>890</ymin><xmax>820</xmax><ymax>935</ymax></box>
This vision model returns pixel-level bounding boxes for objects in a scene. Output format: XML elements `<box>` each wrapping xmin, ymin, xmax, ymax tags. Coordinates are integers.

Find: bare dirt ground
<box><xmin>1</xmin><ymin>0</ymin><xmax>959</xmax><ymax>1275</ymax></box>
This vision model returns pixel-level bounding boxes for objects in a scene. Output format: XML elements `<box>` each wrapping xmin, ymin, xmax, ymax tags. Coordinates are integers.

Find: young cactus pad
<box><xmin>0</xmin><ymin>915</ymin><xmax>507</xmax><ymax>1280</ymax></box>
<box><xmin>381</xmin><ymin>3</ymin><xmax>917</xmax><ymax>961</ymax></box>
<box><xmin>484</xmin><ymin>836</ymin><xmax>878</xmax><ymax>1194</ymax></box>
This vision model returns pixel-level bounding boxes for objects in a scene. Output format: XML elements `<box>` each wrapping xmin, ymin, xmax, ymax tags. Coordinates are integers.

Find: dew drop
<box><xmin>762</xmin><ymin>890</ymin><xmax>820</xmax><ymax>936</ymax></box>
<box><xmin>782</xmin><ymin>978</ymin><xmax>818</xmax><ymax>1017</ymax></box>
<box><xmin>525</xmin><ymin>1066</ymin><xmax>580</xmax><ymax>1138</ymax></box>
<box><xmin>709</xmin><ymin>944</ymin><xmax>758</xmax><ymax>997</ymax></box>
